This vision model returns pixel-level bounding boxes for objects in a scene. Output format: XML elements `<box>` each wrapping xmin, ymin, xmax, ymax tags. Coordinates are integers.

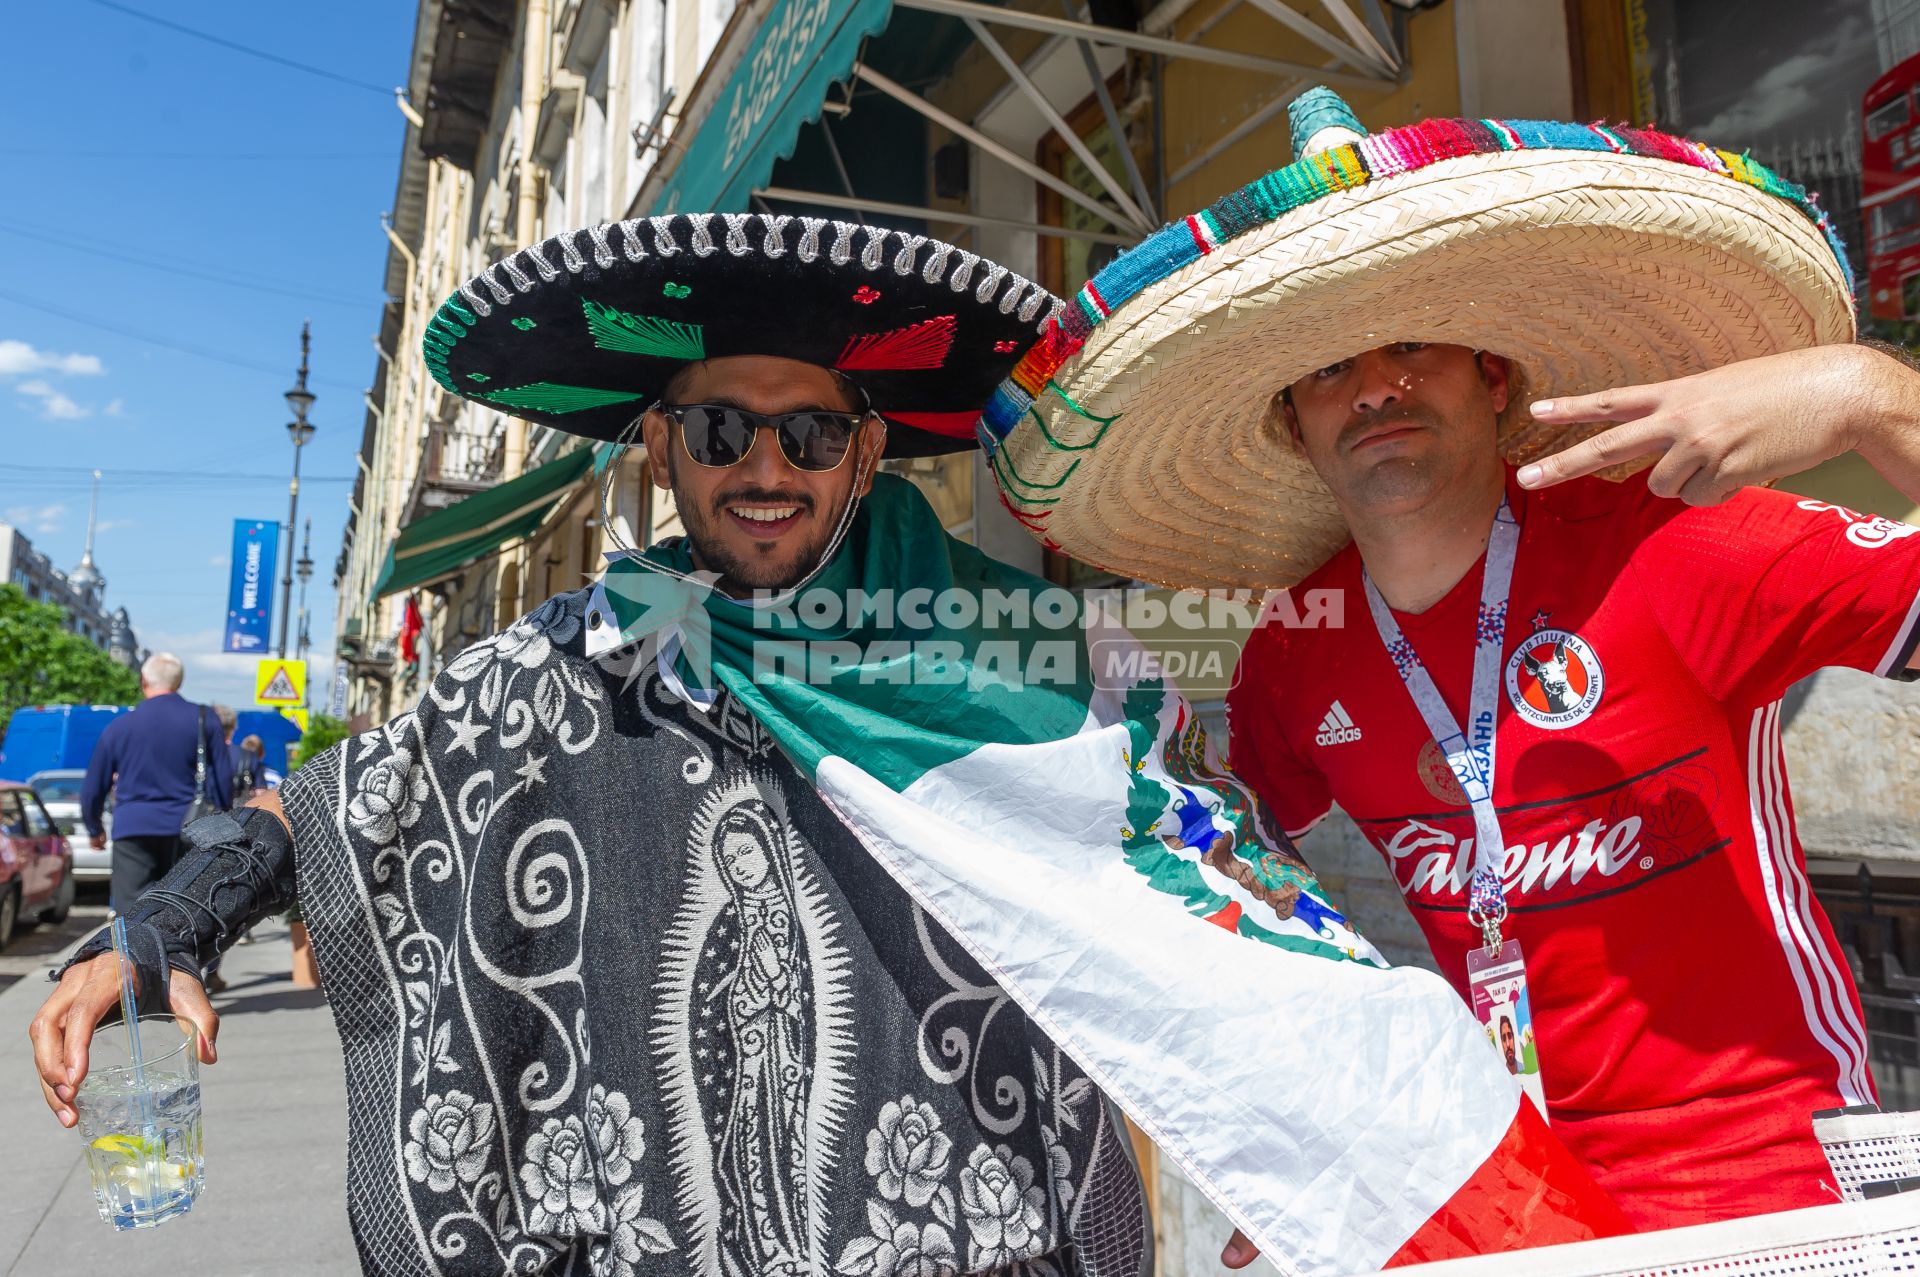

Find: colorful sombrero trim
<box><xmin>978</xmin><ymin>116</ymin><xmax>1855</xmax><ymax>477</ymax></box>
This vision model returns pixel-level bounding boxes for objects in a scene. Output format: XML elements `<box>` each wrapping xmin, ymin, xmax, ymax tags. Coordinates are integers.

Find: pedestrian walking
<box><xmin>230</xmin><ymin>732</ymin><xmax>265</xmax><ymax>804</ymax></box>
<box><xmin>79</xmin><ymin>652</ymin><xmax>233</xmax><ymax>915</ymax></box>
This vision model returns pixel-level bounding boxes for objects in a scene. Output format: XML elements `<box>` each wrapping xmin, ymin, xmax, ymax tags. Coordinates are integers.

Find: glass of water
<box><xmin>75</xmin><ymin>1015</ymin><xmax>204</xmax><ymax>1230</ymax></box>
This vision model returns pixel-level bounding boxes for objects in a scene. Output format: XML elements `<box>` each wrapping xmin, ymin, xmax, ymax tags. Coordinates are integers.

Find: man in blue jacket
<box><xmin>81</xmin><ymin>652</ymin><xmax>232</xmax><ymax>913</ymax></box>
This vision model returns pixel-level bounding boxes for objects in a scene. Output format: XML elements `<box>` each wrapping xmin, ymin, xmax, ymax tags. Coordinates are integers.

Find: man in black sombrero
<box><xmin>31</xmin><ymin>217</ymin><xmax>1159</xmax><ymax>1277</ymax></box>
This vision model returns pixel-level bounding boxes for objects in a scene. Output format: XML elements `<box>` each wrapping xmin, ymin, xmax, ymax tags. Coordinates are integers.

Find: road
<box><xmin>0</xmin><ymin>882</ymin><xmax>109</xmax><ymax>994</ymax></box>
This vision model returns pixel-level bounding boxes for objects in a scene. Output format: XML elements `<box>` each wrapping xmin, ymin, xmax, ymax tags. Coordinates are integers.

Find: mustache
<box><xmin>1335</xmin><ymin>404</ymin><xmax>1445</xmax><ymax>452</ymax></box>
<box><xmin>711</xmin><ymin>487</ymin><xmax>816</xmax><ymax>512</ymax></box>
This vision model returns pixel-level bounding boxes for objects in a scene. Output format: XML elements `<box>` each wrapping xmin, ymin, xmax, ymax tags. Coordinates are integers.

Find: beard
<box><xmin>670</xmin><ymin>452</ymin><xmax>843</xmax><ymax>594</ymax></box>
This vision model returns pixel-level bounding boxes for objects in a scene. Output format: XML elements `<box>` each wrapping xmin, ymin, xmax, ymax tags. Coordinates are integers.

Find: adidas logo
<box><xmin>1315</xmin><ymin>700</ymin><xmax>1363</xmax><ymax>746</ymax></box>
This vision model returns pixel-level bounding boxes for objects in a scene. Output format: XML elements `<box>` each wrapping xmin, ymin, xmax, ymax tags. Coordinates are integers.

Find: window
<box><xmin>1873</xmin><ymin>194</ymin><xmax>1920</xmax><ymax>246</ymax></box>
<box><xmin>0</xmin><ymin>792</ymin><xmax>27</xmax><ymax>839</ymax></box>
<box><xmin>19</xmin><ymin>796</ymin><xmax>51</xmax><ymax>838</ymax></box>
<box><xmin>1869</xmin><ymin>92</ymin><xmax>1913</xmax><ymax>143</ymax></box>
<box><xmin>32</xmin><ymin>775</ymin><xmax>81</xmax><ymax>804</ymax></box>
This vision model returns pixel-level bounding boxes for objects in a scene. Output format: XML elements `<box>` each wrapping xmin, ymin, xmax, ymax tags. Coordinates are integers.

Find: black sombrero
<box><xmin>423</xmin><ymin>213</ymin><xmax>1060</xmax><ymax>458</ymax></box>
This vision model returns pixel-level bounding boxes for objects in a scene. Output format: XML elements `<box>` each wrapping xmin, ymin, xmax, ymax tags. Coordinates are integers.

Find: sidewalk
<box><xmin>0</xmin><ymin>921</ymin><xmax>357</xmax><ymax>1276</ymax></box>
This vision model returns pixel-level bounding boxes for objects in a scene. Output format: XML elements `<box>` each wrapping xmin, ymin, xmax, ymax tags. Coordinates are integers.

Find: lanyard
<box><xmin>1361</xmin><ymin>498</ymin><xmax>1520</xmax><ymax>951</ymax></box>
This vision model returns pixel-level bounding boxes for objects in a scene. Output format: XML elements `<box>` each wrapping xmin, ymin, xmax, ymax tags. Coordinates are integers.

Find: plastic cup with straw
<box><xmin>73</xmin><ymin>917</ymin><xmax>205</xmax><ymax>1228</ymax></box>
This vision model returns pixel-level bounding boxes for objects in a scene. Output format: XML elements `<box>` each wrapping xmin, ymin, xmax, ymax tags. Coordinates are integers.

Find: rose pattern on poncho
<box><xmin>520</xmin><ymin>1114</ymin><xmax>605</xmax><ymax>1237</ymax></box>
<box><xmin>403</xmin><ymin>1090</ymin><xmax>497</xmax><ymax>1194</ymax></box>
<box><xmin>588</xmin><ymin>1084</ymin><xmax>648</xmax><ymax>1186</ymax></box>
<box><xmin>347</xmin><ymin>746</ymin><xmax>428</xmax><ymax>843</ymax></box>
<box><xmin>867</xmin><ymin>1094</ymin><xmax>955</xmax><ymax>1209</ymax></box>
<box><xmin>959</xmin><ymin>1143</ymin><xmax>1046</xmax><ymax>1270</ymax></box>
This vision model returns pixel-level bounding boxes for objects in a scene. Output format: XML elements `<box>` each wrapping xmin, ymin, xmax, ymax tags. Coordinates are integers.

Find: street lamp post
<box><xmin>279</xmin><ymin>322</ymin><xmax>316</xmax><ymax>660</ymax></box>
<box><xmin>295</xmin><ymin>518</ymin><xmax>314</xmax><ymax>663</ymax></box>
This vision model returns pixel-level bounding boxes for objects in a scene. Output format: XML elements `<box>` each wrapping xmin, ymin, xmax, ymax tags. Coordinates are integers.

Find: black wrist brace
<box><xmin>57</xmin><ymin>807</ymin><xmax>298</xmax><ymax>1008</ymax></box>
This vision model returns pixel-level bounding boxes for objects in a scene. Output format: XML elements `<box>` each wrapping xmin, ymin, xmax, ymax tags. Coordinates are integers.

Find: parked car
<box><xmin>27</xmin><ymin>768</ymin><xmax>110</xmax><ymax>881</ymax></box>
<box><xmin>0</xmin><ymin>780</ymin><xmax>75</xmax><ymax>949</ymax></box>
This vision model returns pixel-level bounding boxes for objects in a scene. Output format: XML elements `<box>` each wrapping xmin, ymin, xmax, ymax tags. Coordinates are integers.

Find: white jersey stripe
<box><xmin>1747</xmin><ymin>705</ymin><xmax>1867</xmax><ymax>1105</ymax></box>
<box><xmin>1875</xmin><ymin>582</ymin><xmax>1920</xmax><ymax>677</ymax></box>
<box><xmin>1763</xmin><ymin>704</ymin><xmax>1874</xmax><ymax>1102</ymax></box>
<box><xmin>1765</xmin><ymin>703</ymin><xmax>1873</xmax><ymax>1101</ymax></box>
<box><xmin>1760</xmin><ymin>702</ymin><xmax>1870</xmax><ymax>1102</ymax></box>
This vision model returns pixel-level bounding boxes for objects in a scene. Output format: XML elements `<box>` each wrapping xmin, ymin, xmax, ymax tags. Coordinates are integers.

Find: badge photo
<box><xmin>1505</xmin><ymin>629</ymin><xmax>1604</xmax><ymax>730</ymax></box>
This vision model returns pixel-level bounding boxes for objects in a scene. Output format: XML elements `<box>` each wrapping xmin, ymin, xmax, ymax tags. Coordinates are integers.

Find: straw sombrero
<box><xmin>425</xmin><ymin>214</ymin><xmax>1058</xmax><ymax>458</ymax></box>
<box><xmin>978</xmin><ymin>89</ymin><xmax>1858</xmax><ymax>588</ymax></box>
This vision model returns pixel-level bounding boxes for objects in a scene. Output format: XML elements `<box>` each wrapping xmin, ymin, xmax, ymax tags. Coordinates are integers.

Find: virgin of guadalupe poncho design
<box><xmin>283</xmin><ymin>589</ymin><xmax>1152</xmax><ymax>1277</ymax></box>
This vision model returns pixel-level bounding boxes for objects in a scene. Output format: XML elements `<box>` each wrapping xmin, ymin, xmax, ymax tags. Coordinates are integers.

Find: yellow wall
<box><xmin>1163</xmin><ymin>2</ymin><xmax>1460</xmax><ymax>213</ymax></box>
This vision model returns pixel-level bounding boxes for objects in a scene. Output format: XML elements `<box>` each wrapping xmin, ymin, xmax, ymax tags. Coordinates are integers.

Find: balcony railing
<box><xmin>423</xmin><ymin>420</ymin><xmax>505</xmax><ymax>494</ymax></box>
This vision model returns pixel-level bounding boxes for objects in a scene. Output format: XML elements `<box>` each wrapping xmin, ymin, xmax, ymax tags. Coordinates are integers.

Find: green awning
<box><xmin>371</xmin><ymin>447</ymin><xmax>595</xmax><ymax>599</ymax></box>
<box><xmin>654</xmin><ymin>0</ymin><xmax>895</xmax><ymax>214</ymax></box>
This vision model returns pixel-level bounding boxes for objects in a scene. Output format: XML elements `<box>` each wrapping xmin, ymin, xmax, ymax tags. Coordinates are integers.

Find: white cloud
<box><xmin>138</xmin><ymin>627</ymin><xmax>264</xmax><ymax>710</ymax></box>
<box><xmin>4</xmin><ymin>502</ymin><xmax>67</xmax><ymax>535</ymax></box>
<box><xmin>1697</xmin><ymin>16</ymin><xmax>1870</xmax><ymax>139</ymax></box>
<box><xmin>93</xmin><ymin>517</ymin><xmax>134</xmax><ymax>534</ymax></box>
<box><xmin>0</xmin><ymin>339</ymin><xmax>104</xmax><ymax>378</ymax></box>
<box><xmin>103</xmin><ymin>398</ymin><xmax>125</xmax><ymax>417</ymax></box>
<box><xmin>208</xmin><ymin>552</ymin><xmax>231</xmax><ymax>569</ymax></box>
<box><xmin>139</xmin><ymin>626</ymin><xmax>340</xmax><ymax>718</ymax></box>
<box><xmin>17</xmin><ymin>379</ymin><xmax>89</xmax><ymax>420</ymax></box>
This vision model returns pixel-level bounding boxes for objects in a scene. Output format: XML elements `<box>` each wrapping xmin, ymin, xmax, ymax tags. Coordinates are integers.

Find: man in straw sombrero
<box><xmin>982</xmin><ymin>89</ymin><xmax>1920</xmax><ymax>1244</ymax></box>
<box><xmin>31</xmin><ymin>214</ymin><xmax>1640</xmax><ymax>1275</ymax></box>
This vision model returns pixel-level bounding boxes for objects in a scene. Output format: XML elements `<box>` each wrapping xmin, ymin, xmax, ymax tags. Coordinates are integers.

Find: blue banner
<box><xmin>223</xmin><ymin>519</ymin><xmax>279</xmax><ymax>653</ymax></box>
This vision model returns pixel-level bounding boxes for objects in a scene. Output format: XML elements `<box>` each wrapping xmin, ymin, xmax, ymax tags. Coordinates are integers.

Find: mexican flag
<box><xmin>588</xmin><ymin>474</ymin><xmax>1625</xmax><ymax>1275</ymax></box>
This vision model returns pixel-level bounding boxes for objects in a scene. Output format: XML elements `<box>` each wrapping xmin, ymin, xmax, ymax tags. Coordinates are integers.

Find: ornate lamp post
<box><xmin>279</xmin><ymin>322</ymin><xmax>316</xmax><ymax>659</ymax></box>
<box><xmin>295</xmin><ymin>518</ymin><xmax>314</xmax><ymax>662</ymax></box>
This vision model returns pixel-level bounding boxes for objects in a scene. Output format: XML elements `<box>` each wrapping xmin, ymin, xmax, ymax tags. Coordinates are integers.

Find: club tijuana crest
<box><xmin>1505</xmin><ymin>628</ymin><xmax>1603</xmax><ymax>729</ymax></box>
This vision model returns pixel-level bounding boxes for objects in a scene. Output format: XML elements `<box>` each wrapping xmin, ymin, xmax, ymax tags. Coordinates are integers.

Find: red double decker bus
<box><xmin>1864</xmin><ymin>50</ymin><xmax>1920</xmax><ymax>322</ymax></box>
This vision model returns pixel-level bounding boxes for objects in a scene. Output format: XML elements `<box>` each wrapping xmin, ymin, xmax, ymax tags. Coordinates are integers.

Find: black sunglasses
<box><xmin>658</xmin><ymin>402</ymin><xmax>870</xmax><ymax>473</ymax></box>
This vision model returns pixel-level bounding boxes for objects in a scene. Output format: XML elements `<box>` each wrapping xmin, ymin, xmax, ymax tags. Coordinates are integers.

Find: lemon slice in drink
<box><xmin>90</xmin><ymin>1134</ymin><xmax>162</xmax><ymax>1160</ymax></box>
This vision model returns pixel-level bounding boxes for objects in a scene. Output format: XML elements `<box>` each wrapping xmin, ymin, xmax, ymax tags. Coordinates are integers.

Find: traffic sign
<box><xmin>255</xmin><ymin>658</ymin><xmax>308</xmax><ymax>706</ymax></box>
<box><xmin>279</xmin><ymin>707</ymin><xmax>310</xmax><ymax>734</ymax></box>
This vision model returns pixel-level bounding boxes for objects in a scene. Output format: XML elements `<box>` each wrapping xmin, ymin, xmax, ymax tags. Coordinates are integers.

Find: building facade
<box><xmin>0</xmin><ymin>523</ymin><xmax>142</xmax><ymax>668</ymax></box>
<box><xmin>335</xmin><ymin>2</ymin><xmax>1920</xmax><ymax>1263</ymax></box>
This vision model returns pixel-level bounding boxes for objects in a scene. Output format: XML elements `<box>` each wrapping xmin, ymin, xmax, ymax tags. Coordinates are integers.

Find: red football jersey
<box><xmin>1228</xmin><ymin>471</ymin><xmax>1920</xmax><ymax>1230</ymax></box>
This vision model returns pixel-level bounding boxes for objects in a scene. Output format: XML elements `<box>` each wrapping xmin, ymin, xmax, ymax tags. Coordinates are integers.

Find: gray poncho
<box><xmin>281</xmin><ymin>590</ymin><xmax>1151</xmax><ymax>1276</ymax></box>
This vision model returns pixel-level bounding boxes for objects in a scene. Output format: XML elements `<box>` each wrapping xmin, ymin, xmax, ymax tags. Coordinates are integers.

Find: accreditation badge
<box><xmin>1466</xmin><ymin>939</ymin><xmax>1549</xmax><ymax>1117</ymax></box>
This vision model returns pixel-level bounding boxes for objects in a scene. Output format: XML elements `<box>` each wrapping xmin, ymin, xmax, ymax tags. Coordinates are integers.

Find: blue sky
<box><xmin>1</xmin><ymin>1</ymin><xmax>415</xmax><ymax>712</ymax></box>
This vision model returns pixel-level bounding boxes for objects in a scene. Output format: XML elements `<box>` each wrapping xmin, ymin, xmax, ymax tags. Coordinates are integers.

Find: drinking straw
<box><xmin>109</xmin><ymin>916</ymin><xmax>147</xmax><ymax>1083</ymax></box>
<box><xmin>108</xmin><ymin>916</ymin><xmax>159</xmax><ymax>1156</ymax></box>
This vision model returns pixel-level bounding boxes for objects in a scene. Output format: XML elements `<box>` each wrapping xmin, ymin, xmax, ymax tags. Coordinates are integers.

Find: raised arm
<box><xmin>1519</xmin><ymin>342</ymin><xmax>1920</xmax><ymax>507</ymax></box>
<box><xmin>28</xmin><ymin>792</ymin><xmax>296</xmax><ymax>1127</ymax></box>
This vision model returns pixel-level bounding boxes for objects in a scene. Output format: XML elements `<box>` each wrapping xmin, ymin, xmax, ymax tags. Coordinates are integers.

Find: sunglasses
<box><xmin>658</xmin><ymin>403</ymin><xmax>870</xmax><ymax>473</ymax></box>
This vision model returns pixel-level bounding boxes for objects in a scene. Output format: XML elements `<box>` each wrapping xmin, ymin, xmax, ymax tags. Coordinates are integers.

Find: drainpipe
<box><xmin>505</xmin><ymin>0</ymin><xmax>552</xmax><ymax>485</ymax></box>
